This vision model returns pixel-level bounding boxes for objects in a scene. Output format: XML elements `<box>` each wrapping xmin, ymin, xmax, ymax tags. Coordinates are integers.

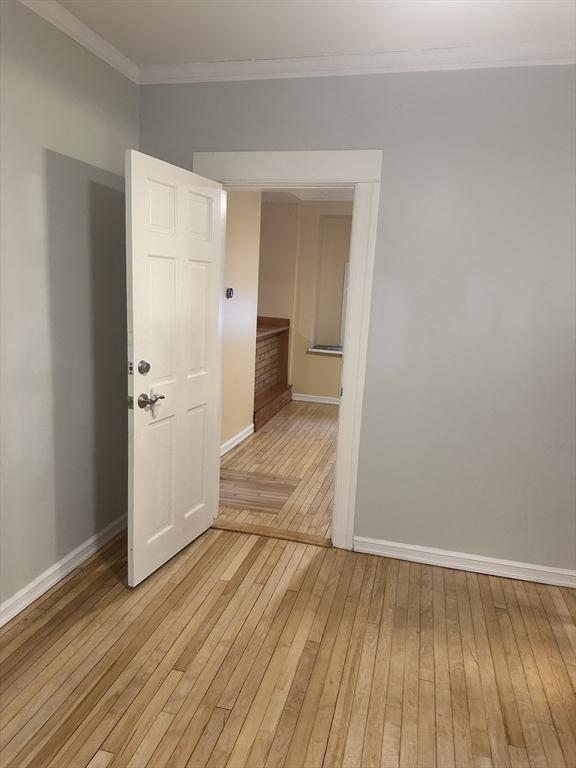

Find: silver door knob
<box><xmin>137</xmin><ymin>393</ymin><xmax>165</xmax><ymax>408</ymax></box>
<box><xmin>138</xmin><ymin>359</ymin><xmax>151</xmax><ymax>374</ymax></box>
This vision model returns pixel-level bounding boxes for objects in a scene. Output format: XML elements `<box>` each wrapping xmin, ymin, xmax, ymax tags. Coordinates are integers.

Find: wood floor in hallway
<box><xmin>216</xmin><ymin>401</ymin><xmax>337</xmax><ymax>546</ymax></box>
<box><xmin>1</xmin><ymin>528</ymin><xmax>575</xmax><ymax>768</ymax></box>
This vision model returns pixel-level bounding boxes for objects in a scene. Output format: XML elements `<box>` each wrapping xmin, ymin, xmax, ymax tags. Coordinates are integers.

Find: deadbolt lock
<box><xmin>138</xmin><ymin>359</ymin><xmax>151</xmax><ymax>374</ymax></box>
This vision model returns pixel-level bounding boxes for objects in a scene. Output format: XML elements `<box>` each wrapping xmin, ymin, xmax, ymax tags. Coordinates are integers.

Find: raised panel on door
<box><xmin>147</xmin><ymin>254</ymin><xmax>176</xmax><ymax>386</ymax></box>
<box><xmin>181</xmin><ymin>405</ymin><xmax>206</xmax><ymax>519</ymax></box>
<box><xmin>147</xmin><ymin>179</ymin><xmax>176</xmax><ymax>234</ymax></box>
<box><xmin>144</xmin><ymin>416</ymin><xmax>176</xmax><ymax>543</ymax></box>
<box><xmin>184</xmin><ymin>258</ymin><xmax>210</xmax><ymax>408</ymax></box>
<box><xmin>185</xmin><ymin>190</ymin><xmax>212</xmax><ymax>240</ymax></box>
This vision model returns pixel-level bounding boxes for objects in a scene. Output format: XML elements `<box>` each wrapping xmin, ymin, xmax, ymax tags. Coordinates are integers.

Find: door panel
<box><xmin>145</xmin><ymin>416</ymin><xmax>175</xmax><ymax>542</ymax></box>
<box><xmin>186</xmin><ymin>261</ymin><xmax>208</xmax><ymax>373</ymax></box>
<box><xmin>127</xmin><ymin>150</ymin><xmax>225</xmax><ymax>587</ymax></box>
<box><xmin>147</xmin><ymin>254</ymin><xmax>176</xmax><ymax>382</ymax></box>
<box><xmin>181</xmin><ymin>405</ymin><xmax>206</xmax><ymax>517</ymax></box>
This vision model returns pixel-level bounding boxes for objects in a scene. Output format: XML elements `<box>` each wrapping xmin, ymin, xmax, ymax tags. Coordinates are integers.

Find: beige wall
<box><xmin>292</xmin><ymin>202</ymin><xmax>352</xmax><ymax>398</ymax></box>
<box><xmin>258</xmin><ymin>201</ymin><xmax>352</xmax><ymax>399</ymax></box>
<box><xmin>316</xmin><ymin>215</ymin><xmax>351</xmax><ymax>346</ymax></box>
<box><xmin>258</xmin><ymin>202</ymin><xmax>299</xmax><ymax>320</ymax></box>
<box><xmin>221</xmin><ymin>192</ymin><xmax>262</xmax><ymax>444</ymax></box>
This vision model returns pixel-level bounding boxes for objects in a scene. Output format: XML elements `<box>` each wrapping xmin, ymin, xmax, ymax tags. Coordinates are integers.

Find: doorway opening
<box><xmin>216</xmin><ymin>189</ymin><xmax>353</xmax><ymax>546</ymax></box>
<box><xmin>195</xmin><ymin>149</ymin><xmax>382</xmax><ymax>552</ymax></box>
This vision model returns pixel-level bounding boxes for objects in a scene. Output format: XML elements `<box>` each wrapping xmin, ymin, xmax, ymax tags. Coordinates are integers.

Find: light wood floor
<box><xmin>216</xmin><ymin>402</ymin><xmax>337</xmax><ymax>546</ymax></box>
<box><xmin>1</xmin><ymin>528</ymin><xmax>575</xmax><ymax>768</ymax></box>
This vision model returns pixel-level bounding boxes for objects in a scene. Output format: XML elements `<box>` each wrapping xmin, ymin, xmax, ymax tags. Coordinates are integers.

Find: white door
<box><xmin>126</xmin><ymin>150</ymin><xmax>225</xmax><ymax>587</ymax></box>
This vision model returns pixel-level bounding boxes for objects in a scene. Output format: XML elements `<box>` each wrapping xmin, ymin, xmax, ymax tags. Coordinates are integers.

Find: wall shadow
<box><xmin>44</xmin><ymin>150</ymin><xmax>127</xmax><ymax>579</ymax></box>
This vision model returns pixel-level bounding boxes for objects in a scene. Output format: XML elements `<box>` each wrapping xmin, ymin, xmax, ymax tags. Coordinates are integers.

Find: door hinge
<box><xmin>340</xmin><ymin>387</ymin><xmax>343</xmax><ymax>398</ymax></box>
<box><xmin>127</xmin><ymin>396</ymin><xmax>134</xmax><ymax>409</ymax></box>
<box><xmin>128</xmin><ymin>361</ymin><xmax>134</xmax><ymax>375</ymax></box>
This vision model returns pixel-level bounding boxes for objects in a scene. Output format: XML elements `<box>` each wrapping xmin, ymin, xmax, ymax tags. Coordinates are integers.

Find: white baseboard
<box><xmin>292</xmin><ymin>393</ymin><xmax>340</xmax><ymax>406</ymax></box>
<box><xmin>0</xmin><ymin>515</ymin><xmax>127</xmax><ymax>627</ymax></box>
<box><xmin>353</xmin><ymin>536</ymin><xmax>576</xmax><ymax>588</ymax></box>
<box><xmin>221</xmin><ymin>424</ymin><xmax>254</xmax><ymax>456</ymax></box>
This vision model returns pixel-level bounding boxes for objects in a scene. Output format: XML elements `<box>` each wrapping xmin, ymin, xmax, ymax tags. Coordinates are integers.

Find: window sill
<box><xmin>307</xmin><ymin>345</ymin><xmax>343</xmax><ymax>358</ymax></box>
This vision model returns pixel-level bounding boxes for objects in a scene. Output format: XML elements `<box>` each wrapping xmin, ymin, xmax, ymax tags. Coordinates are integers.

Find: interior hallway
<box><xmin>1</xmin><ymin>528</ymin><xmax>574</xmax><ymax>768</ymax></box>
<box><xmin>215</xmin><ymin>401</ymin><xmax>337</xmax><ymax>547</ymax></box>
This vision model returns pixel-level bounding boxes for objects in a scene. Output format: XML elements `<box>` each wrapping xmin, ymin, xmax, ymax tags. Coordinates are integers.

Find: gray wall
<box><xmin>141</xmin><ymin>66</ymin><xmax>576</xmax><ymax>569</ymax></box>
<box><xmin>0</xmin><ymin>2</ymin><xmax>139</xmax><ymax>602</ymax></box>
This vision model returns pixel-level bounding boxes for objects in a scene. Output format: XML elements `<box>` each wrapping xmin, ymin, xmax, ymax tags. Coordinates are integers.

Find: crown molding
<box><xmin>19</xmin><ymin>0</ymin><xmax>140</xmax><ymax>83</ymax></box>
<box><xmin>140</xmin><ymin>46</ymin><xmax>575</xmax><ymax>85</ymax></box>
<box><xmin>17</xmin><ymin>1</ymin><xmax>575</xmax><ymax>87</ymax></box>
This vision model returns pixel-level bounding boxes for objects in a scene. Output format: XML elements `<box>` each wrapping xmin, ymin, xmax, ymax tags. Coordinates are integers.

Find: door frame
<box><xmin>194</xmin><ymin>150</ymin><xmax>382</xmax><ymax>550</ymax></box>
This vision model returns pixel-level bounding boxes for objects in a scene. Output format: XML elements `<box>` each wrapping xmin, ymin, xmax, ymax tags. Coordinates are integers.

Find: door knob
<box><xmin>137</xmin><ymin>393</ymin><xmax>165</xmax><ymax>409</ymax></box>
<box><xmin>138</xmin><ymin>359</ymin><xmax>151</xmax><ymax>374</ymax></box>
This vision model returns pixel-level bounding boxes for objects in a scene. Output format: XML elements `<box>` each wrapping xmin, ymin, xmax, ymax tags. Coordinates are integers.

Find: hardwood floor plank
<box><xmin>432</xmin><ymin>567</ymin><xmax>455</xmax><ymax>768</ymax></box>
<box><xmin>381</xmin><ymin>560</ymin><xmax>410</xmax><ymax>768</ymax></box>
<box><xmin>342</xmin><ymin>598</ymin><xmax>379</xmax><ymax>767</ymax></box>
<box><xmin>467</xmin><ymin>572</ymin><xmax>512</xmax><ymax>768</ymax></box>
<box><xmin>416</xmin><ymin>565</ymin><xmax>436</xmax><ymax>768</ymax></box>
<box><xmin>398</xmin><ymin>562</ymin><xmax>421</xmax><ymax>768</ymax></box>
<box><xmin>455</xmin><ymin>571</ymin><xmax>492</xmax><ymax>768</ymax></box>
<box><xmin>362</xmin><ymin>558</ymin><xmax>398</xmax><ymax>768</ymax></box>
<box><xmin>86</xmin><ymin>750</ymin><xmax>115</xmax><ymax>768</ymax></box>
<box><xmin>477</xmin><ymin>576</ymin><xmax>524</xmax><ymax>750</ymax></box>
<box><xmin>445</xmin><ymin>570</ymin><xmax>474</xmax><ymax>768</ymax></box>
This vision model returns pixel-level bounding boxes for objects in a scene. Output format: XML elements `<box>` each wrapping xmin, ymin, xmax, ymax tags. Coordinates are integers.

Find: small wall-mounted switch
<box><xmin>225</xmin><ymin>287</ymin><xmax>234</xmax><ymax>299</ymax></box>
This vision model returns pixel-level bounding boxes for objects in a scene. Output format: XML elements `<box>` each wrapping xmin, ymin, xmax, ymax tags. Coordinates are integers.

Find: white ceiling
<box><xmin>23</xmin><ymin>0</ymin><xmax>576</xmax><ymax>84</ymax></box>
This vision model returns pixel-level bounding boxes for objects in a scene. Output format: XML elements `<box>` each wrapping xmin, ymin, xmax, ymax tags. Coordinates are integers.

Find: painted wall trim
<box><xmin>331</xmin><ymin>182</ymin><xmax>380</xmax><ymax>552</ymax></box>
<box><xmin>292</xmin><ymin>393</ymin><xmax>340</xmax><ymax>406</ymax></box>
<box><xmin>194</xmin><ymin>151</ymin><xmax>382</xmax><ymax>187</ymax></box>
<box><xmin>221</xmin><ymin>424</ymin><xmax>254</xmax><ymax>456</ymax></box>
<box><xmin>19</xmin><ymin>0</ymin><xmax>140</xmax><ymax>83</ymax></box>
<box><xmin>354</xmin><ymin>536</ymin><xmax>576</xmax><ymax>588</ymax></box>
<box><xmin>0</xmin><ymin>516</ymin><xmax>127</xmax><ymax>627</ymax></box>
<box><xmin>140</xmin><ymin>47</ymin><xmax>575</xmax><ymax>85</ymax></box>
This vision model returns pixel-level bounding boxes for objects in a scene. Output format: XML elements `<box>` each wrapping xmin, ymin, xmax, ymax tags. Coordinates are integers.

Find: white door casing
<box><xmin>193</xmin><ymin>150</ymin><xmax>382</xmax><ymax>550</ymax></box>
<box><xmin>126</xmin><ymin>150</ymin><xmax>225</xmax><ymax>587</ymax></box>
